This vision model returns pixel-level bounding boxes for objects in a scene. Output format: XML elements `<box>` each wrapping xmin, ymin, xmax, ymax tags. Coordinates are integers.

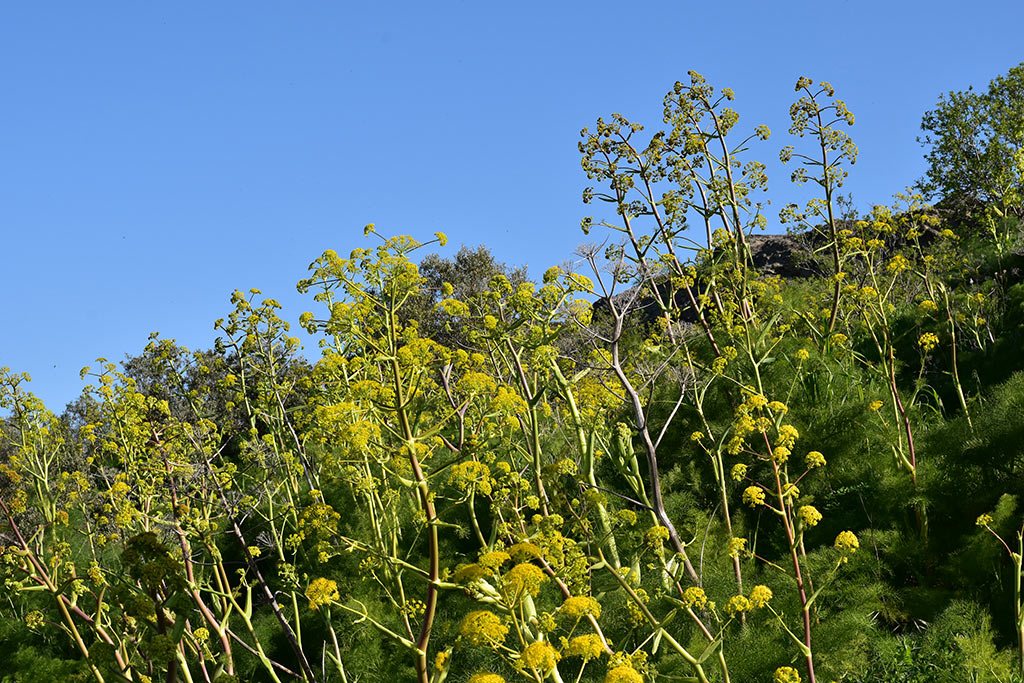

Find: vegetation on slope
<box><xmin>2</xmin><ymin>64</ymin><xmax>1024</xmax><ymax>682</ymax></box>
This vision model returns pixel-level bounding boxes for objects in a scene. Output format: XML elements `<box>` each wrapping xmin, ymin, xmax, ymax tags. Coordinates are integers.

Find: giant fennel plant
<box><xmin>3</xmin><ymin>69</ymin><xmax>1024</xmax><ymax>683</ymax></box>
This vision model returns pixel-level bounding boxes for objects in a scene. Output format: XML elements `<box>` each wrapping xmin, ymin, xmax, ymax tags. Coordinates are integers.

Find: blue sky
<box><xmin>3</xmin><ymin>1</ymin><xmax>1022</xmax><ymax>411</ymax></box>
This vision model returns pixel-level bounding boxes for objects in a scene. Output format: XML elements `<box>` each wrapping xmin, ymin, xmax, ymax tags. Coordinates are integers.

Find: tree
<box><xmin>403</xmin><ymin>245</ymin><xmax>528</xmax><ymax>347</ymax></box>
<box><xmin>918</xmin><ymin>62</ymin><xmax>1024</xmax><ymax>223</ymax></box>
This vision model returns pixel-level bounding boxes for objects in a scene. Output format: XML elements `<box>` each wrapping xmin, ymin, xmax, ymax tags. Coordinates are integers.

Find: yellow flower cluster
<box><xmin>712</xmin><ymin>345</ymin><xmax>738</xmax><ymax>374</ymax></box>
<box><xmin>887</xmin><ymin>254</ymin><xmax>910</xmax><ymax>273</ymax></box>
<box><xmin>468</xmin><ymin>674</ymin><xmax>505</xmax><ymax>683</ymax></box>
<box><xmin>617</xmin><ymin>509</ymin><xmax>637</xmax><ymax>526</ymax></box>
<box><xmin>299</xmin><ymin>501</ymin><xmax>341</xmax><ymax>539</ymax></box>
<box><xmin>859</xmin><ymin>286</ymin><xmax>878</xmax><ymax>300</ymax></box>
<box><xmin>834</xmin><ymin>530</ymin><xmax>859</xmax><ymax>554</ymax></box>
<box><xmin>479</xmin><ymin>550</ymin><xmax>511</xmax><ymax>571</ymax></box>
<box><xmin>507</xmin><ymin>542</ymin><xmax>543</xmax><ymax>562</ymax></box>
<box><xmin>746</xmin><ymin>393</ymin><xmax>768</xmax><ymax>409</ymax></box>
<box><xmin>460</xmin><ymin>610</ymin><xmax>509</xmax><ymax>647</ymax></box>
<box><xmin>448</xmin><ymin>460</ymin><xmax>493</xmax><ymax>495</ymax></box>
<box><xmin>743</xmin><ymin>486</ymin><xmax>766</xmax><ymax>507</ymax></box>
<box><xmin>644</xmin><ymin>525</ymin><xmax>670</xmax><ymax>546</ymax></box>
<box><xmin>402</xmin><ymin>599</ymin><xmax>426</xmax><ymax>617</ymax></box>
<box><xmin>306</xmin><ymin>578</ymin><xmax>339</xmax><ymax>610</ymax></box>
<box><xmin>565</xmin><ymin>634</ymin><xmax>604</xmax><ymax>660</ymax></box>
<box><xmin>798</xmin><ymin>505</ymin><xmax>823</xmax><ymax>527</ymax></box>
<box><xmin>605</xmin><ymin>667</ymin><xmax>643</xmax><ymax>683</ymax></box>
<box><xmin>748</xmin><ymin>585</ymin><xmax>773</xmax><ymax>608</ymax></box>
<box><xmin>724</xmin><ymin>595</ymin><xmax>751</xmax><ymax>615</ymax></box>
<box><xmin>626</xmin><ymin>588</ymin><xmax>649</xmax><ymax>626</ymax></box>
<box><xmin>683</xmin><ymin>586</ymin><xmax>709</xmax><ymax>610</ymax></box>
<box><xmin>774</xmin><ymin>666</ymin><xmax>802</xmax><ymax>683</ymax></box>
<box><xmin>776</xmin><ymin>424</ymin><xmax>799</xmax><ymax>450</ymax></box>
<box><xmin>520</xmin><ymin>641</ymin><xmax>560</xmax><ymax>674</ymax></box>
<box><xmin>805</xmin><ymin>451</ymin><xmax>826</xmax><ymax>469</ymax></box>
<box><xmin>502</xmin><ymin>563</ymin><xmax>548</xmax><ymax>600</ymax></box>
<box><xmin>727</xmin><ymin>537</ymin><xmax>747</xmax><ymax>559</ymax></box>
<box><xmin>457</xmin><ymin>371</ymin><xmax>497</xmax><ymax>395</ymax></box>
<box><xmin>452</xmin><ymin>563</ymin><xmax>492</xmax><ymax>584</ymax></box>
<box><xmin>918</xmin><ymin>333</ymin><xmax>939</xmax><ymax>352</ymax></box>
<box><xmin>560</xmin><ymin>595</ymin><xmax>602</xmax><ymax>620</ymax></box>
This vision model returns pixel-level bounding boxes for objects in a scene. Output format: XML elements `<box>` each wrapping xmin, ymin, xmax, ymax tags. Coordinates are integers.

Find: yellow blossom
<box><xmin>507</xmin><ymin>542</ymin><xmax>543</xmax><ymax>562</ymax></box>
<box><xmin>478</xmin><ymin>551</ymin><xmax>511</xmax><ymax>571</ymax></box>
<box><xmin>805</xmin><ymin>451</ymin><xmax>826</xmax><ymax>468</ymax></box>
<box><xmin>469</xmin><ymin>674</ymin><xmax>506</xmax><ymax>683</ymax></box>
<box><xmin>565</xmin><ymin>634</ymin><xmax>605</xmax><ymax>660</ymax></box>
<box><xmin>918</xmin><ymin>333</ymin><xmax>939</xmax><ymax>352</ymax></box>
<box><xmin>25</xmin><ymin>610</ymin><xmax>44</xmax><ymax>629</ymax></box>
<box><xmin>452</xmin><ymin>563</ymin><xmax>491</xmax><ymax>584</ymax></box>
<box><xmin>502</xmin><ymin>563</ymin><xmax>548</xmax><ymax>600</ymax></box>
<box><xmin>743</xmin><ymin>486</ymin><xmax>766</xmax><ymax>507</ymax></box>
<box><xmin>746</xmin><ymin>393</ymin><xmax>768</xmax><ymax>409</ymax></box>
<box><xmin>835</xmin><ymin>530</ymin><xmax>859</xmax><ymax>554</ymax></box>
<box><xmin>560</xmin><ymin>595</ymin><xmax>602</xmax><ymax>620</ymax></box>
<box><xmin>683</xmin><ymin>586</ymin><xmax>709</xmax><ymax>610</ymax></box>
<box><xmin>520</xmin><ymin>641</ymin><xmax>560</xmax><ymax>675</ymax></box>
<box><xmin>776</xmin><ymin>424</ymin><xmax>799</xmax><ymax>449</ymax></box>
<box><xmin>306</xmin><ymin>578</ymin><xmax>339</xmax><ymax>610</ymax></box>
<box><xmin>887</xmin><ymin>254</ymin><xmax>909</xmax><ymax>274</ymax></box>
<box><xmin>460</xmin><ymin>611</ymin><xmax>509</xmax><ymax>647</ymax></box>
<box><xmin>748</xmin><ymin>585</ymin><xmax>773</xmax><ymax>608</ymax></box>
<box><xmin>645</xmin><ymin>526</ymin><xmax>670</xmax><ymax>546</ymax></box>
<box><xmin>798</xmin><ymin>505</ymin><xmax>822</xmax><ymax>527</ymax></box>
<box><xmin>617</xmin><ymin>509</ymin><xmax>637</xmax><ymax>526</ymax></box>
<box><xmin>774</xmin><ymin>666</ymin><xmax>802</xmax><ymax>683</ymax></box>
<box><xmin>605</xmin><ymin>667</ymin><xmax>643</xmax><ymax>683</ymax></box>
<box><xmin>724</xmin><ymin>595</ymin><xmax>751</xmax><ymax>615</ymax></box>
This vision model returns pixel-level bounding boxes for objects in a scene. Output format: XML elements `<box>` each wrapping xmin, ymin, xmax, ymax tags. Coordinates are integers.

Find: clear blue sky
<box><xmin>3</xmin><ymin>1</ymin><xmax>1022</xmax><ymax>411</ymax></box>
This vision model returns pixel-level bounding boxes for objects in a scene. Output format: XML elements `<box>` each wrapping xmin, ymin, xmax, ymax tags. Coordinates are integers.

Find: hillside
<box><xmin>2</xmin><ymin>66</ymin><xmax>1024</xmax><ymax>683</ymax></box>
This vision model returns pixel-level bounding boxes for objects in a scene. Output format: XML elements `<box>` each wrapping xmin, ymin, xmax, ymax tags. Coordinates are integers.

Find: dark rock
<box><xmin>592</xmin><ymin>232</ymin><xmax>814</xmax><ymax>328</ymax></box>
<box><xmin>747</xmin><ymin>233</ymin><xmax>817</xmax><ymax>279</ymax></box>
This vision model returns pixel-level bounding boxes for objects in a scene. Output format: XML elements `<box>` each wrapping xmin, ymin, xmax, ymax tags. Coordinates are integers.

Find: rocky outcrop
<box><xmin>746</xmin><ymin>233</ymin><xmax>817</xmax><ymax>278</ymax></box>
<box><xmin>592</xmin><ymin>232</ymin><xmax>814</xmax><ymax>326</ymax></box>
